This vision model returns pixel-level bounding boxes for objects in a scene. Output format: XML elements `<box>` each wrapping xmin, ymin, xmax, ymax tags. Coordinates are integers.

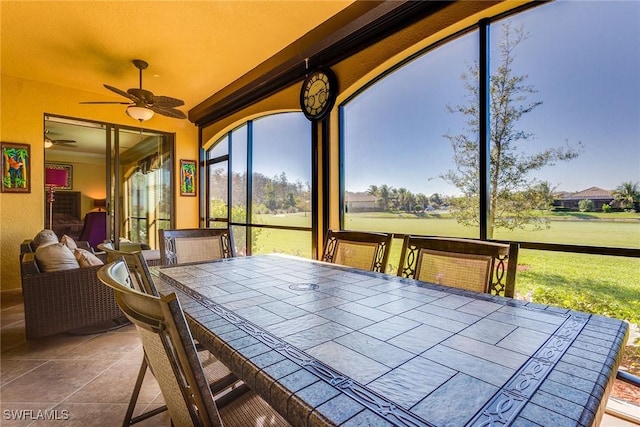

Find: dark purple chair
<box><xmin>78</xmin><ymin>211</ymin><xmax>107</xmax><ymax>249</ymax></box>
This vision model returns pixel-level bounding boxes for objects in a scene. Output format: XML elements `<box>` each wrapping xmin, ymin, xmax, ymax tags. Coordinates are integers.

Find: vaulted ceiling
<box><xmin>1</xmin><ymin>1</ymin><xmax>354</xmax><ymax>121</ymax></box>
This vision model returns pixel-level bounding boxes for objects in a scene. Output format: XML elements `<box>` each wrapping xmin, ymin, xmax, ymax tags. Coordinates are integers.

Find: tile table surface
<box><xmin>152</xmin><ymin>254</ymin><xmax>628</xmax><ymax>427</ymax></box>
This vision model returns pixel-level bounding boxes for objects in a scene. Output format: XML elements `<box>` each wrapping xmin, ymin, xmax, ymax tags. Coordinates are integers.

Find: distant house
<box><xmin>344</xmin><ymin>191</ymin><xmax>378</xmax><ymax>212</ymax></box>
<box><xmin>553</xmin><ymin>186</ymin><xmax>614</xmax><ymax>210</ymax></box>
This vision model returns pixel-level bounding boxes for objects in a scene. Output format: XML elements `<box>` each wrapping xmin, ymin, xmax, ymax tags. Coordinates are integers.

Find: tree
<box><xmin>441</xmin><ymin>22</ymin><xmax>582</xmax><ymax>237</ymax></box>
<box><xmin>429</xmin><ymin>193</ymin><xmax>444</xmax><ymax>209</ymax></box>
<box><xmin>415</xmin><ymin>193</ymin><xmax>428</xmax><ymax>211</ymax></box>
<box><xmin>613</xmin><ymin>181</ymin><xmax>639</xmax><ymax>211</ymax></box>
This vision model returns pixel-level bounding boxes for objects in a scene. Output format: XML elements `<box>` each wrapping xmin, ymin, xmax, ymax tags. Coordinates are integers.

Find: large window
<box><xmin>342</xmin><ymin>30</ymin><xmax>478</xmax><ymax>272</ymax></box>
<box><xmin>205</xmin><ymin>113</ymin><xmax>312</xmax><ymax>257</ymax></box>
<box><xmin>488</xmin><ymin>2</ymin><xmax>640</xmax><ymax>249</ymax></box>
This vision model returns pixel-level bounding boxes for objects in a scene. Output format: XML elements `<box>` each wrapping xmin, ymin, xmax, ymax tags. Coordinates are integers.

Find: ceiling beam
<box><xmin>189</xmin><ymin>1</ymin><xmax>451</xmax><ymax>127</ymax></box>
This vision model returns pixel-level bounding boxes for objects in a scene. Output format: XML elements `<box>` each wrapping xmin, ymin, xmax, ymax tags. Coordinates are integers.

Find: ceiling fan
<box><xmin>44</xmin><ymin>130</ymin><xmax>76</xmax><ymax>148</ymax></box>
<box><xmin>81</xmin><ymin>59</ymin><xmax>186</xmax><ymax>121</ymax></box>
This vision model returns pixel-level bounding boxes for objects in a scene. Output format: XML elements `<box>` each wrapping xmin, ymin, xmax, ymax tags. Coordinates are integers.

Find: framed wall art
<box><xmin>45</xmin><ymin>163</ymin><xmax>73</xmax><ymax>190</ymax></box>
<box><xmin>1</xmin><ymin>142</ymin><xmax>31</xmax><ymax>193</ymax></box>
<box><xmin>180</xmin><ymin>159</ymin><xmax>196</xmax><ymax>196</ymax></box>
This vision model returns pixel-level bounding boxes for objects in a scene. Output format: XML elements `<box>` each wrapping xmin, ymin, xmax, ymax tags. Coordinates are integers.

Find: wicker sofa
<box><xmin>20</xmin><ymin>239</ymin><xmax>124</xmax><ymax>340</ymax></box>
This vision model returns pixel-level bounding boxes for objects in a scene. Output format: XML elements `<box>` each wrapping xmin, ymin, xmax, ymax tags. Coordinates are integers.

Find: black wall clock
<box><xmin>300</xmin><ymin>68</ymin><xmax>338</xmax><ymax>121</ymax></box>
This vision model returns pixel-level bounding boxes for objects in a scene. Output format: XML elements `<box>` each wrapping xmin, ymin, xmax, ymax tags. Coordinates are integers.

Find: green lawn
<box><xmin>516</xmin><ymin>250</ymin><xmax>640</xmax><ymax>326</ymax></box>
<box><xmin>345</xmin><ymin>212</ymin><xmax>640</xmax><ymax>248</ymax></box>
<box><xmin>252</xmin><ymin>212</ymin><xmax>640</xmax><ymax>327</ymax></box>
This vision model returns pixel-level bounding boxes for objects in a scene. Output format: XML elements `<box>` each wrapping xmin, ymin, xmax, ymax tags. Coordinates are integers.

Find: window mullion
<box><xmin>246</xmin><ymin>121</ymin><xmax>254</xmax><ymax>255</ymax></box>
<box><xmin>479</xmin><ymin>18</ymin><xmax>490</xmax><ymax>241</ymax></box>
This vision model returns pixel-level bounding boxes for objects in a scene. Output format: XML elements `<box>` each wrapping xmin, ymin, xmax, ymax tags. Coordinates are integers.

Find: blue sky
<box><xmin>343</xmin><ymin>0</ymin><xmax>640</xmax><ymax>196</ymax></box>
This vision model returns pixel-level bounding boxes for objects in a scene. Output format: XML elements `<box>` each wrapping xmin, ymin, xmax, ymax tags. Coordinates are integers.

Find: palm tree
<box><xmin>613</xmin><ymin>181</ymin><xmax>639</xmax><ymax>211</ymax></box>
<box><xmin>366</xmin><ymin>185</ymin><xmax>380</xmax><ymax>209</ymax></box>
<box><xmin>378</xmin><ymin>184</ymin><xmax>392</xmax><ymax>211</ymax></box>
<box><xmin>396</xmin><ymin>188</ymin><xmax>415</xmax><ymax>212</ymax></box>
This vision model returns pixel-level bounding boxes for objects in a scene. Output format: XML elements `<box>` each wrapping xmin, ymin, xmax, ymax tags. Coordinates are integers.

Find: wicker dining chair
<box><xmin>97</xmin><ymin>259</ymin><xmax>290</xmax><ymax>427</ymax></box>
<box><xmin>158</xmin><ymin>228</ymin><xmax>235</xmax><ymax>265</ymax></box>
<box><xmin>96</xmin><ymin>250</ymin><xmax>237</xmax><ymax>425</ymax></box>
<box><xmin>397</xmin><ymin>236</ymin><xmax>519</xmax><ymax>298</ymax></box>
<box><xmin>321</xmin><ymin>229</ymin><xmax>392</xmax><ymax>273</ymax></box>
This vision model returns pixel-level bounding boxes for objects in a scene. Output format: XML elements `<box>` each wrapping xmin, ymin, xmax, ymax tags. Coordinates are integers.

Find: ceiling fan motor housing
<box><xmin>132</xmin><ymin>59</ymin><xmax>148</xmax><ymax>70</ymax></box>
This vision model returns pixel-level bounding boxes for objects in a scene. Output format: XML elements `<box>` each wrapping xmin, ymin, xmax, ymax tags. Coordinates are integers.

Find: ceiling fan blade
<box><xmin>80</xmin><ymin>101</ymin><xmax>132</xmax><ymax>104</ymax></box>
<box><xmin>104</xmin><ymin>84</ymin><xmax>137</xmax><ymax>101</ymax></box>
<box><xmin>150</xmin><ymin>105</ymin><xmax>187</xmax><ymax>119</ymax></box>
<box><xmin>152</xmin><ymin>95</ymin><xmax>185</xmax><ymax>108</ymax></box>
<box><xmin>128</xmin><ymin>88</ymin><xmax>155</xmax><ymax>104</ymax></box>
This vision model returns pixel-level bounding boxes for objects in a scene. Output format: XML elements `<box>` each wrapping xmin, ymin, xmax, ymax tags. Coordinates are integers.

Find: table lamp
<box><xmin>93</xmin><ymin>198</ymin><xmax>107</xmax><ymax>212</ymax></box>
<box><xmin>45</xmin><ymin>167</ymin><xmax>68</xmax><ymax>230</ymax></box>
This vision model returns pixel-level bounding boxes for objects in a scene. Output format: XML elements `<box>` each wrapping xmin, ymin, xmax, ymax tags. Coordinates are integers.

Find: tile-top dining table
<box><xmin>151</xmin><ymin>254</ymin><xmax>628</xmax><ymax>427</ymax></box>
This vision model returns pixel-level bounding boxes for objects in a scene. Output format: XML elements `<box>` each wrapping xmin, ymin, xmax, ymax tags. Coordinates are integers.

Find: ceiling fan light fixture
<box><xmin>126</xmin><ymin>105</ymin><xmax>154</xmax><ymax>122</ymax></box>
<box><xmin>44</xmin><ymin>138</ymin><xmax>53</xmax><ymax>148</ymax></box>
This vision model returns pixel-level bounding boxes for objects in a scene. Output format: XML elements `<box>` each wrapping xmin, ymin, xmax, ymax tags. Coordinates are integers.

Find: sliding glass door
<box><xmin>114</xmin><ymin>128</ymin><xmax>174</xmax><ymax>248</ymax></box>
<box><xmin>44</xmin><ymin>114</ymin><xmax>174</xmax><ymax>249</ymax></box>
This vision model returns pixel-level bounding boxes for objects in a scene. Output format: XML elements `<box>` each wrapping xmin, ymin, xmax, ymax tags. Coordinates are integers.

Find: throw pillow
<box><xmin>61</xmin><ymin>234</ymin><xmax>78</xmax><ymax>250</ymax></box>
<box><xmin>33</xmin><ymin>229</ymin><xmax>59</xmax><ymax>249</ymax></box>
<box><xmin>35</xmin><ymin>243</ymin><xmax>80</xmax><ymax>272</ymax></box>
<box><xmin>74</xmin><ymin>248</ymin><xmax>104</xmax><ymax>267</ymax></box>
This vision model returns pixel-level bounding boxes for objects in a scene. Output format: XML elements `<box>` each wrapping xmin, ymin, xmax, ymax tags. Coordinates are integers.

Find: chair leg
<box><xmin>124</xmin><ymin>350</ymin><xmax>243</xmax><ymax>425</ymax></box>
<box><xmin>123</xmin><ymin>355</ymin><xmax>147</xmax><ymax>426</ymax></box>
<box><xmin>124</xmin><ymin>354</ymin><xmax>168</xmax><ymax>426</ymax></box>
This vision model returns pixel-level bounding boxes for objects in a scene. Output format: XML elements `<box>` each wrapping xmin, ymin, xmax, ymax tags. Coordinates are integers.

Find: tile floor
<box><xmin>1</xmin><ymin>290</ymin><xmax>637</xmax><ymax>427</ymax></box>
<box><xmin>1</xmin><ymin>291</ymin><xmax>171</xmax><ymax>426</ymax></box>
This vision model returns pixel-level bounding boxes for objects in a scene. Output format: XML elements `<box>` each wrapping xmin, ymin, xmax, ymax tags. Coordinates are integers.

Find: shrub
<box><xmin>578</xmin><ymin>198</ymin><xmax>594</xmax><ymax>212</ymax></box>
<box><xmin>602</xmin><ymin>203</ymin><xmax>612</xmax><ymax>213</ymax></box>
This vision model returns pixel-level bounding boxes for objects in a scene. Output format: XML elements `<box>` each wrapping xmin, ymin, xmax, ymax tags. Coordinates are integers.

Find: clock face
<box><xmin>300</xmin><ymin>69</ymin><xmax>337</xmax><ymax>121</ymax></box>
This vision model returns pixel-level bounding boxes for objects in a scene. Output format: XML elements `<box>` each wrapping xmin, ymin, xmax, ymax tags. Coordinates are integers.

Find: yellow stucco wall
<box><xmin>0</xmin><ymin>74</ymin><xmax>199</xmax><ymax>291</ymax></box>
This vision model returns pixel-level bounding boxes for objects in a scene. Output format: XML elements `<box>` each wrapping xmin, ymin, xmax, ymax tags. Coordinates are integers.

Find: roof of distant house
<box><xmin>345</xmin><ymin>191</ymin><xmax>377</xmax><ymax>202</ymax></box>
<box><xmin>556</xmin><ymin>186</ymin><xmax>613</xmax><ymax>200</ymax></box>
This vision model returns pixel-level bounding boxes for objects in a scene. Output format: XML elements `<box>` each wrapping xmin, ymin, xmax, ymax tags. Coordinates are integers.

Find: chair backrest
<box><xmin>397</xmin><ymin>236</ymin><xmax>519</xmax><ymax>298</ymax></box>
<box><xmin>97</xmin><ymin>259</ymin><xmax>223</xmax><ymax>427</ymax></box>
<box><xmin>97</xmin><ymin>242</ymin><xmax>158</xmax><ymax>295</ymax></box>
<box><xmin>78</xmin><ymin>211</ymin><xmax>107</xmax><ymax>249</ymax></box>
<box><xmin>158</xmin><ymin>228</ymin><xmax>235</xmax><ymax>266</ymax></box>
<box><xmin>322</xmin><ymin>230</ymin><xmax>392</xmax><ymax>273</ymax></box>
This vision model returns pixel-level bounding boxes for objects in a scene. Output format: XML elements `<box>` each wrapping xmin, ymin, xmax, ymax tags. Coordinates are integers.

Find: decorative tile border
<box><xmin>467</xmin><ymin>314</ymin><xmax>588</xmax><ymax>426</ymax></box>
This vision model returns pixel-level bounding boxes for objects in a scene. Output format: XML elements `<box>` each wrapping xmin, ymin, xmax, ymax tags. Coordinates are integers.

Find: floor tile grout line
<box><xmin>0</xmin><ymin>359</ymin><xmax>50</xmax><ymax>388</ymax></box>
